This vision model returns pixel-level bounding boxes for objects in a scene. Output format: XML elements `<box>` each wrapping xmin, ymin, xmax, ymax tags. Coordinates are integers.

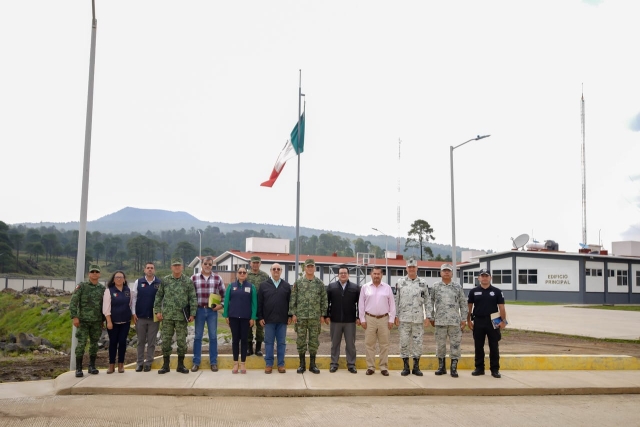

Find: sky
<box><xmin>1</xmin><ymin>0</ymin><xmax>639</xmax><ymax>253</ymax></box>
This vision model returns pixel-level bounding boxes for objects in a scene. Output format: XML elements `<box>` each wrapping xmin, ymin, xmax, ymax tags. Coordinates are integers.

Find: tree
<box><xmin>9</xmin><ymin>232</ymin><xmax>24</xmax><ymax>270</ymax></box>
<box><xmin>404</xmin><ymin>219</ymin><xmax>435</xmax><ymax>261</ymax></box>
<box><xmin>94</xmin><ymin>242</ymin><xmax>105</xmax><ymax>265</ymax></box>
<box><xmin>158</xmin><ymin>241</ymin><xmax>169</xmax><ymax>267</ymax></box>
<box><xmin>26</xmin><ymin>242</ymin><xmax>45</xmax><ymax>262</ymax></box>
<box><xmin>41</xmin><ymin>233</ymin><xmax>58</xmax><ymax>261</ymax></box>
<box><xmin>174</xmin><ymin>241</ymin><xmax>196</xmax><ymax>263</ymax></box>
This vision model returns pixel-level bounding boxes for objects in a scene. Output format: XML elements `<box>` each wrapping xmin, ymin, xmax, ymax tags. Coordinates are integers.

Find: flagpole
<box><xmin>295</xmin><ymin>70</ymin><xmax>302</xmax><ymax>280</ymax></box>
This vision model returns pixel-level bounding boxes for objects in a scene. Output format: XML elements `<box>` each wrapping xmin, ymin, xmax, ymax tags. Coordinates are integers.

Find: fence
<box><xmin>0</xmin><ymin>277</ymin><xmax>106</xmax><ymax>292</ymax></box>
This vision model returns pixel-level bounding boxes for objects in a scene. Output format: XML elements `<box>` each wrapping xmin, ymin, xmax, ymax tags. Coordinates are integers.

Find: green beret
<box><xmin>250</xmin><ymin>256</ymin><xmax>262</xmax><ymax>262</ymax></box>
<box><xmin>304</xmin><ymin>258</ymin><xmax>315</xmax><ymax>266</ymax></box>
<box><xmin>171</xmin><ymin>257</ymin><xmax>183</xmax><ymax>266</ymax></box>
<box><xmin>88</xmin><ymin>264</ymin><xmax>101</xmax><ymax>273</ymax></box>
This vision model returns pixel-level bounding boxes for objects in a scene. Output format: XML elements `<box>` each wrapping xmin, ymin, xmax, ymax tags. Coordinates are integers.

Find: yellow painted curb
<box><xmin>134</xmin><ymin>354</ymin><xmax>640</xmax><ymax>371</ymax></box>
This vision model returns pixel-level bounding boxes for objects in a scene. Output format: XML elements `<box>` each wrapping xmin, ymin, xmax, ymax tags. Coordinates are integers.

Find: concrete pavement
<box><xmin>504</xmin><ymin>304</ymin><xmax>640</xmax><ymax>340</ymax></box>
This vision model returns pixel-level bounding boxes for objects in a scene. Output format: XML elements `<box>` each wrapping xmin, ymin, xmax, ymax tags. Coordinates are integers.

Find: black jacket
<box><xmin>326</xmin><ymin>281</ymin><xmax>360</xmax><ymax>323</ymax></box>
<box><xmin>257</xmin><ymin>278</ymin><xmax>292</xmax><ymax>324</ymax></box>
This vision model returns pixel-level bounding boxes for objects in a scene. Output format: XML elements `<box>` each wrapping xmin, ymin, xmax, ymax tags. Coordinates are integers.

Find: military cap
<box><xmin>304</xmin><ymin>258</ymin><xmax>315</xmax><ymax>266</ymax></box>
<box><xmin>250</xmin><ymin>256</ymin><xmax>262</xmax><ymax>262</ymax></box>
<box><xmin>171</xmin><ymin>257</ymin><xmax>183</xmax><ymax>266</ymax></box>
<box><xmin>478</xmin><ymin>268</ymin><xmax>491</xmax><ymax>276</ymax></box>
<box><xmin>406</xmin><ymin>257</ymin><xmax>418</xmax><ymax>267</ymax></box>
<box><xmin>88</xmin><ymin>264</ymin><xmax>101</xmax><ymax>273</ymax></box>
<box><xmin>440</xmin><ymin>263</ymin><xmax>453</xmax><ymax>271</ymax></box>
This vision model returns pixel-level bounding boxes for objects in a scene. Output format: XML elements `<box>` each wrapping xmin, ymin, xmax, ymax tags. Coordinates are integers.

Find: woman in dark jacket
<box><xmin>102</xmin><ymin>270</ymin><xmax>132</xmax><ymax>374</ymax></box>
<box><xmin>223</xmin><ymin>268</ymin><xmax>257</xmax><ymax>374</ymax></box>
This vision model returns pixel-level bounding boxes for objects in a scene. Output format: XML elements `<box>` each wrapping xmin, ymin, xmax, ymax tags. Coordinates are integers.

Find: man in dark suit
<box><xmin>326</xmin><ymin>267</ymin><xmax>360</xmax><ymax>373</ymax></box>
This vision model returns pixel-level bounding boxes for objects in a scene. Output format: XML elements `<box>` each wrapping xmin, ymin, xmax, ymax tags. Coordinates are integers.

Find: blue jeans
<box><xmin>264</xmin><ymin>323</ymin><xmax>287</xmax><ymax>368</ymax></box>
<box><xmin>193</xmin><ymin>307</ymin><xmax>218</xmax><ymax>365</ymax></box>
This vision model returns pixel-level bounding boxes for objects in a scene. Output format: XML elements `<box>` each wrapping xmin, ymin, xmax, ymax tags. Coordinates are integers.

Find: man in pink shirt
<box><xmin>358</xmin><ymin>266</ymin><xmax>396</xmax><ymax>376</ymax></box>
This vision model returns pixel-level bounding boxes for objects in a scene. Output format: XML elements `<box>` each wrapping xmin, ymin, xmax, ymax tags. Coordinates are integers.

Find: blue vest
<box><xmin>227</xmin><ymin>281</ymin><xmax>253</xmax><ymax>319</ymax></box>
<box><xmin>135</xmin><ymin>276</ymin><xmax>160</xmax><ymax>319</ymax></box>
<box><xmin>110</xmin><ymin>284</ymin><xmax>132</xmax><ymax>323</ymax></box>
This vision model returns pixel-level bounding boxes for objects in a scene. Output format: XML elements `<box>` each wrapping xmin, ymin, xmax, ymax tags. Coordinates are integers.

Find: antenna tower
<box><xmin>397</xmin><ymin>138</ymin><xmax>401</xmax><ymax>253</ymax></box>
<box><xmin>581</xmin><ymin>86</ymin><xmax>587</xmax><ymax>245</ymax></box>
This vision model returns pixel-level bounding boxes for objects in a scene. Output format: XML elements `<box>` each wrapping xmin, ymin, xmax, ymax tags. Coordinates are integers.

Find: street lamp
<box><xmin>450</xmin><ymin>135</ymin><xmax>491</xmax><ymax>278</ymax></box>
<box><xmin>197</xmin><ymin>230</ymin><xmax>202</xmax><ymax>258</ymax></box>
<box><xmin>372</xmin><ymin>228</ymin><xmax>390</xmax><ymax>285</ymax></box>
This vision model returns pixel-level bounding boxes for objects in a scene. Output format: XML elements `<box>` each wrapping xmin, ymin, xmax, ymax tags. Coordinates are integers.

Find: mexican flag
<box><xmin>261</xmin><ymin>113</ymin><xmax>305</xmax><ymax>188</ymax></box>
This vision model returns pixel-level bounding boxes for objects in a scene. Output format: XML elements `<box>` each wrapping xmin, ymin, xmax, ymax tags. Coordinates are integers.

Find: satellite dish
<box><xmin>511</xmin><ymin>234</ymin><xmax>529</xmax><ymax>250</ymax></box>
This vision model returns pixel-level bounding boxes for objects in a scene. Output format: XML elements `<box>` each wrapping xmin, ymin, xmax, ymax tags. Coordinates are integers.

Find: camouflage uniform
<box><xmin>395</xmin><ymin>275</ymin><xmax>429</xmax><ymax>358</ymax></box>
<box><xmin>70</xmin><ymin>281</ymin><xmax>105</xmax><ymax>358</ymax></box>
<box><xmin>246</xmin><ymin>269</ymin><xmax>269</xmax><ymax>345</ymax></box>
<box><xmin>428</xmin><ymin>280</ymin><xmax>468</xmax><ymax>358</ymax></box>
<box><xmin>153</xmin><ymin>274</ymin><xmax>197</xmax><ymax>357</ymax></box>
<box><xmin>289</xmin><ymin>276</ymin><xmax>327</xmax><ymax>354</ymax></box>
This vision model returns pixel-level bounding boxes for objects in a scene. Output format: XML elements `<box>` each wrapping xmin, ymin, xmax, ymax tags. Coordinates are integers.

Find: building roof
<box><xmin>213</xmin><ymin>250</ymin><xmax>450</xmax><ymax>269</ymax></box>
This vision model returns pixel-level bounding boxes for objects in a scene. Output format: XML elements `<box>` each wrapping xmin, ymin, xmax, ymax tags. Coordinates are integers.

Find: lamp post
<box><xmin>197</xmin><ymin>229</ymin><xmax>202</xmax><ymax>258</ymax></box>
<box><xmin>372</xmin><ymin>227</ymin><xmax>390</xmax><ymax>285</ymax></box>
<box><xmin>450</xmin><ymin>135</ymin><xmax>491</xmax><ymax>278</ymax></box>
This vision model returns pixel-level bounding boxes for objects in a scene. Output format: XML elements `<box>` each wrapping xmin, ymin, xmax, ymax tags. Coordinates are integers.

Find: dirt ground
<box><xmin>2</xmin><ymin>324</ymin><xmax>639</xmax><ymax>383</ymax></box>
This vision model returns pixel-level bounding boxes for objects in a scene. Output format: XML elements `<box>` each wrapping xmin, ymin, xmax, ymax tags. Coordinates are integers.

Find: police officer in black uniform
<box><xmin>467</xmin><ymin>269</ymin><xmax>507</xmax><ymax>378</ymax></box>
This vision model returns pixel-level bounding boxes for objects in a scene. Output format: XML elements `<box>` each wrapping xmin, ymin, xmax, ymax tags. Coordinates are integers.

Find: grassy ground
<box><xmin>505</xmin><ymin>301</ymin><xmax>564</xmax><ymax>306</ymax></box>
<box><xmin>572</xmin><ymin>305</ymin><xmax>640</xmax><ymax>312</ymax></box>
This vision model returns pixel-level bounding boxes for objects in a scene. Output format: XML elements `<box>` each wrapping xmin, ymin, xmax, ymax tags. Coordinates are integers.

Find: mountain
<box><xmin>14</xmin><ymin>207</ymin><xmax>479</xmax><ymax>256</ymax></box>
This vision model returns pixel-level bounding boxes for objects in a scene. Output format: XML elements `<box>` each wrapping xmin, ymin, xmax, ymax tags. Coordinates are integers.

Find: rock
<box><xmin>9</xmin><ymin>334</ymin><xmax>17</xmax><ymax>343</ymax></box>
<box><xmin>41</xmin><ymin>338</ymin><xmax>52</xmax><ymax>347</ymax></box>
<box><xmin>18</xmin><ymin>332</ymin><xmax>38</xmax><ymax>347</ymax></box>
<box><xmin>33</xmin><ymin>349</ymin><xmax>40</xmax><ymax>355</ymax></box>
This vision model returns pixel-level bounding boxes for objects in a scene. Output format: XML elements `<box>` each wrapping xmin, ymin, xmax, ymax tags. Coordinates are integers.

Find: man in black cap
<box><xmin>467</xmin><ymin>269</ymin><xmax>507</xmax><ymax>378</ymax></box>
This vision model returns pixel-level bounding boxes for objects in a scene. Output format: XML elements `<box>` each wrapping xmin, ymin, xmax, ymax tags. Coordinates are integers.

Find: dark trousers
<box><xmin>329</xmin><ymin>322</ymin><xmax>356</xmax><ymax>368</ymax></box>
<box><xmin>107</xmin><ymin>322</ymin><xmax>130</xmax><ymax>363</ymax></box>
<box><xmin>229</xmin><ymin>317</ymin><xmax>250</xmax><ymax>362</ymax></box>
<box><xmin>472</xmin><ymin>317</ymin><xmax>500</xmax><ymax>372</ymax></box>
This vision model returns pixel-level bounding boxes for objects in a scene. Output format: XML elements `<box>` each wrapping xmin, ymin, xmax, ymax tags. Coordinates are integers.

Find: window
<box><xmin>636</xmin><ymin>271</ymin><xmax>640</xmax><ymax>286</ymax></box>
<box><xmin>518</xmin><ymin>269</ymin><xmax>537</xmax><ymax>285</ymax></box>
<box><xmin>585</xmin><ymin>268</ymin><xmax>603</xmax><ymax>277</ymax></box>
<box><xmin>463</xmin><ymin>271</ymin><xmax>476</xmax><ymax>284</ymax></box>
<box><xmin>396</xmin><ymin>269</ymin><xmax>404</xmax><ymax>277</ymax></box>
<box><xmin>323</xmin><ymin>267</ymin><xmax>331</xmax><ymax>275</ymax></box>
<box><xmin>609</xmin><ymin>270</ymin><xmax>615</xmax><ymax>277</ymax></box>
<box><xmin>617</xmin><ymin>270</ymin><xmax>628</xmax><ymax>286</ymax></box>
<box><xmin>492</xmin><ymin>270</ymin><xmax>512</xmax><ymax>285</ymax></box>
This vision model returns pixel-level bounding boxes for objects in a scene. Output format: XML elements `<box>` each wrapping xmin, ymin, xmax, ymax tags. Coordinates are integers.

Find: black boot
<box><xmin>176</xmin><ymin>355</ymin><xmax>189</xmax><ymax>374</ymax></box>
<box><xmin>158</xmin><ymin>356</ymin><xmax>171</xmax><ymax>374</ymax></box>
<box><xmin>309</xmin><ymin>354</ymin><xmax>320</xmax><ymax>374</ymax></box>
<box><xmin>450</xmin><ymin>359</ymin><xmax>459</xmax><ymax>378</ymax></box>
<box><xmin>75</xmin><ymin>356</ymin><xmax>84</xmax><ymax>378</ymax></box>
<box><xmin>88</xmin><ymin>355</ymin><xmax>99</xmax><ymax>375</ymax></box>
<box><xmin>400</xmin><ymin>358</ymin><xmax>410</xmax><ymax>376</ymax></box>
<box><xmin>255</xmin><ymin>341</ymin><xmax>263</xmax><ymax>356</ymax></box>
<box><xmin>435</xmin><ymin>357</ymin><xmax>446</xmax><ymax>375</ymax></box>
<box><xmin>296</xmin><ymin>354</ymin><xmax>306</xmax><ymax>374</ymax></box>
<box><xmin>412</xmin><ymin>358</ymin><xmax>423</xmax><ymax>376</ymax></box>
<box><xmin>247</xmin><ymin>342</ymin><xmax>254</xmax><ymax>356</ymax></box>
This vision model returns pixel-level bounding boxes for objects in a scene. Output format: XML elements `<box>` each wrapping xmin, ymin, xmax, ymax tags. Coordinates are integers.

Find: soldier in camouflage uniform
<box><xmin>427</xmin><ymin>263</ymin><xmax>468</xmax><ymax>378</ymax></box>
<box><xmin>70</xmin><ymin>264</ymin><xmax>106</xmax><ymax>377</ymax></box>
<box><xmin>153</xmin><ymin>258</ymin><xmax>197</xmax><ymax>374</ymax></box>
<box><xmin>246</xmin><ymin>255</ymin><xmax>269</xmax><ymax>356</ymax></box>
<box><xmin>394</xmin><ymin>257</ymin><xmax>429</xmax><ymax>376</ymax></box>
<box><xmin>289</xmin><ymin>259</ymin><xmax>327</xmax><ymax>374</ymax></box>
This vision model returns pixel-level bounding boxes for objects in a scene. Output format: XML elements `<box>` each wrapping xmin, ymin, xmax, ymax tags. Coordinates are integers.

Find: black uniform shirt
<box><xmin>467</xmin><ymin>285</ymin><xmax>505</xmax><ymax>317</ymax></box>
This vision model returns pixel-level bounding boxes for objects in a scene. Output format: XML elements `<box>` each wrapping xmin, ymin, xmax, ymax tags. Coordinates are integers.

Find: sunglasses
<box><xmin>90</xmin><ymin>271</ymin><xmax>99</xmax><ymax>273</ymax></box>
<box><xmin>238</xmin><ymin>271</ymin><xmax>247</xmax><ymax>274</ymax></box>
<box><xmin>271</xmin><ymin>268</ymin><xmax>281</xmax><ymax>271</ymax></box>
<box><xmin>203</xmin><ymin>263</ymin><xmax>213</xmax><ymax>266</ymax></box>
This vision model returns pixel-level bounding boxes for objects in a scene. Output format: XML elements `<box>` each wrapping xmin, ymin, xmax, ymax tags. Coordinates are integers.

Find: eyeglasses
<box><xmin>339</xmin><ymin>272</ymin><xmax>348</xmax><ymax>275</ymax></box>
<box><xmin>238</xmin><ymin>271</ymin><xmax>247</xmax><ymax>274</ymax></box>
<box><xmin>271</xmin><ymin>268</ymin><xmax>281</xmax><ymax>271</ymax></box>
<box><xmin>114</xmin><ymin>276</ymin><xmax>125</xmax><ymax>280</ymax></box>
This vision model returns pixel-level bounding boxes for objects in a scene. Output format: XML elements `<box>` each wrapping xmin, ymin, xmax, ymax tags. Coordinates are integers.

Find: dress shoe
<box><xmin>191</xmin><ymin>364</ymin><xmax>200</xmax><ymax>372</ymax></box>
<box><xmin>491</xmin><ymin>371</ymin><xmax>501</xmax><ymax>378</ymax></box>
<box><xmin>278</xmin><ymin>366</ymin><xmax>286</xmax><ymax>373</ymax></box>
<box><xmin>348</xmin><ymin>367</ymin><xmax>357</xmax><ymax>374</ymax></box>
<box><xmin>135</xmin><ymin>365</ymin><xmax>144</xmax><ymax>372</ymax></box>
<box><xmin>381</xmin><ymin>370</ymin><xmax>389</xmax><ymax>376</ymax></box>
<box><xmin>210</xmin><ymin>364</ymin><xmax>218</xmax><ymax>372</ymax></box>
<box><xmin>366</xmin><ymin>369</ymin><xmax>375</xmax><ymax>375</ymax></box>
<box><xmin>329</xmin><ymin>366</ymin><xmax>338</xmax><ymax>373</ymax></box>
<box><xmin>118</xmin><ymin>363</ymin><xmax>124</xmax><ymax>373</ymax></box>
<box><xmin>143</xmin><ymin>365</ymin><xmax>151</xmax><ymax>372</ymax></box>
<box><xmin>471</xmin><ymin>369</ymin><xmax>485</xmax><ymax>376</ymax></box>
<box><xmin>265</xmin><ymin>366</ymin><xmax>273</xmax><ymax>374</ymax></box>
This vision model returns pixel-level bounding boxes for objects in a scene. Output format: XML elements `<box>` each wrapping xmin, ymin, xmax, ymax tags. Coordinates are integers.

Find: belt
<box><xmin>473</xmin><ymin>315</ymin><xmax>490</xmax><ymax>319</ymax></box>
<box><xmin>199</xmin><ymin>304</ymin><xmax>210</xmax><ymax>308</ymax></box>
<box><xmin>365</xmin><ymin>312</ymin><xmax>388</xmax><ymax>319</ymax></box>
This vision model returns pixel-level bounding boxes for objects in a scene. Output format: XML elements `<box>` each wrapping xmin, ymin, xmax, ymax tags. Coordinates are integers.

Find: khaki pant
<box><xmin>364</xmin><ymin>314</ymin><xmax>390</xmax><ymax>371</ymax></box>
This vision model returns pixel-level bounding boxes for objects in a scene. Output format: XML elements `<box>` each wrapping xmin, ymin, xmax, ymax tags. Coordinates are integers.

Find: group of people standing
<box><xmin>70</xmin><ymin>255</ymin><xmax>507</xmax><ymax>378</ymax></box>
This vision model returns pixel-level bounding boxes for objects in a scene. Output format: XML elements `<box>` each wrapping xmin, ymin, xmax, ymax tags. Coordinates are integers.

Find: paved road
<box><xmin>505</xmin><ymin>304</ymin><xmax>640</xmax><ymax>340</ymax></box>
<box><xmin>0</xmin><ymin>395</ymin><xmax>639</xmax><ymax>426</ymax></box>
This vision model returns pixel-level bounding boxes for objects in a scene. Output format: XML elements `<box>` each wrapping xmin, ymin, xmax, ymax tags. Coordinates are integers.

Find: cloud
<box><xmin>582</xmin><ymin>0</ymin><xmax>604</xmax><ymax>5</ymax></box>
<box><xmin>629</xmin><ymin>112</ymin><xmax>640</xmax><ymax>132</ymax></box>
